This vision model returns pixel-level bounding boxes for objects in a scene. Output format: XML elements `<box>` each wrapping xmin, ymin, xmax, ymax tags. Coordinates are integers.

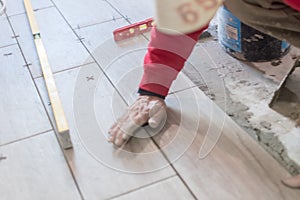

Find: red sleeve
<box><xmin>139</xmin><ymin>26</ymin><xmax>207</xmax><ymax>97</ymax></box>
<box><xmin>284</xmin><ymin>0</ymin><xmax>300</xmax><ymax>11</ymax></box>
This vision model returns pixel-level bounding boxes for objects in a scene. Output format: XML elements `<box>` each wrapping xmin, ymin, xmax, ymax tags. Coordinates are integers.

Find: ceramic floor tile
<box><xmin>149</xmin><ymin>87</ymin><xmax>300</xmax><ymax>200</ymax></box>
<box><xmin>183</xmin><ymin>43</ymin><xmax>229</xmax><ymax>109</ymax></box>
<box><xmin>5</xmin><ymin>0</ymin><xmax>53</xmax><ymax>16</ymax></box>
<box><xmin>9</xmin><ymin>7</ymin><xmax>90</xmax><ymax>78</ymax></box>
<box><xmin>77</xmin><ymin>30</ymin><xmax>195</xmax><ymax>103</ymax></box>
<box><xmin>52</xmin><ymin>0</ymin><xmax>121</xmax><ymax>28</ymax></box>
<box><xmin>74</xmin><ymin>18</ymin><xmax>130</xmax><ymax>52</ymax></box>
<box><xmin>112</xmin><ymin>176</ymin><xmax>194</xmax><ymax>200</ymax></box>
<box><xmin>107</xmin><ymin>0</ymin><xmax>154</xmax><ymax>23</ymax></box>
<box><xmin>0</xmin><ymin>45</ymin><xmax>52</xmax><ymax>145</ymax></box>
<box><xmin>78</xmin><ymin>25</ymin><xmax>148</xmax><ymax>70</ymax></box>
<box><xmin>34</xmin><ymin>63</ymin><xmax>175</xmax><ymax>199</ymax></box>
<box><xmin>0</xmin><ymin>4</ymin><xmax>6</xmax><ymax>19</ymax></box>
<box><xmin>0</xmin><ymin>17</ymin><xmax>16</xmax><ymax>48</ymax></box>
<box><xmin>0</xmin><ymin>131</ymin><xmax>81</xmax><ymax>200</ymax></box>
<box><xmin>103</xmin><ymin>55</ymin><xmax>196</xmax><ymax>104</ymax></box>
<box><xmin>2</xmin><ymin>1</ymin><xmax>298</xmax><ymax>199</ymax></box>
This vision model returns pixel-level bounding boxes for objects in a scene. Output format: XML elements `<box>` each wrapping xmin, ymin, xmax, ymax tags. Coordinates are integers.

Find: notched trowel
<box><xmin>269</xmin><ymin>57</ymin><xmax>300</xmax><ymax>108</ymax></box>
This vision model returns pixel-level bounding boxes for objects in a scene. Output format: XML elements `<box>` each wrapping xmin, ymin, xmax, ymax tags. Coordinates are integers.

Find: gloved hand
<box><xmin>108</xmin><ymin>95</ymin><xmax>167</xmax><ymax>146</ymax></box>
<box><xmin>282</xmin><ymin>174</ymin><xmax>300</xmax><ymax>188</ymax></box>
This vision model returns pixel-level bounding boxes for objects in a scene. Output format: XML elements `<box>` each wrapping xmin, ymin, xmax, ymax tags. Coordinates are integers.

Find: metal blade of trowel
<box><xmin>269</xmin><ymin>57</ymin><xmax>300</xmax><ymax>108</ymax></box>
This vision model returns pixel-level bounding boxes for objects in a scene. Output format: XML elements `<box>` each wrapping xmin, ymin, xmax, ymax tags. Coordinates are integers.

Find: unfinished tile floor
<box><xmin>1</xmin><ymin>0</ymin><xmax>300</xmax><ymax>199</ymax></box>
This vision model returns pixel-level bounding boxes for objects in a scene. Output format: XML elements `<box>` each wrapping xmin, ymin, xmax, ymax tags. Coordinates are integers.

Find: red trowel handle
<box><xmin>113</xmin><ymin>18</ymin><xmax>154</xmax><ymax>41</ymax></box>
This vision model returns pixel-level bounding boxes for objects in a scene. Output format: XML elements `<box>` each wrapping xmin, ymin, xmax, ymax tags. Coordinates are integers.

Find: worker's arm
<box><xmin>108</xmin><ymin>0</ymin><xmax>222</xmax><ymax>146</ymax></box>
<box><xmin>138</xmin><ymin>26</ymin><xmax>207</xmax><ymax>98</ymax></box>
<box><xmin>108</xmin><ymin>26</ymin><xmax>206</xmax><ymax>146</ymax></box>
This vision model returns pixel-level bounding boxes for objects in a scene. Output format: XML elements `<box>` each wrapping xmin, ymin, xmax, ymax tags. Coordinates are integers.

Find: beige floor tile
<box><xmin>76</xmin><ymin>29</ymin><xmax>195</xmax><ymax>103</ymax></box>
<box><xmin>149</xmin><ymin>87</ymin><xmax>300</xmax><ymax>200</ymax></box>
<box><xmin>52</xmin><ymin>0</ymin><xmax>121</xmax><ymax>28</ymax></box>
<box><xmin>5</xmin><ymin>0</ymin><xmax>53</xmax><ymax>16</ymax></box>
<box><xmin>0</xmin><ymin>131</ymin><xmax>81</xmax><ymax>200</ymax></box>
<box><xmin>107</xmin><ymin>0</ymin><xmax>154</xmax><ymax>23</ymax></box>
<box><xmin>74</xmin><ymin>18</ymin><xmax>130</xmax><ymax>52</ymax></box>
<box><xmin>34</xmin><ymin>63</ymin><xmax>175</xmax><ymax>199</ymax></box>
<box><xmin>112</xmin><ymin>176</ymin><xmax>194</xmax><ymax>200</ymax></box>
<box><xmin>0</xmin><ymin>17</ymin><xmax>16</xmax><ymax>48</ymax></box>
<box><xmin>0</xmin><ymin>45</ymin><xmax>51</xmax><ymax>145</ymax></box>
<box><xmin>9</xmin><ymin>7</ymin><xmax>90</xmax><ymax>78</ymax></box>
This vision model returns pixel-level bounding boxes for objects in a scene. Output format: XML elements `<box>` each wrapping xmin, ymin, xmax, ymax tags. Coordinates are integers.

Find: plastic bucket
<box><xmin>218</xmin><ymin>6</ymin><xmax>290</xmax><ymax>62</ymax></box>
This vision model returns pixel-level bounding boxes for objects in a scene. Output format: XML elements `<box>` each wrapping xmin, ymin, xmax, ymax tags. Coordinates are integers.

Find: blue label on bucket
<box><xmin>218</xmin><ymin>6</ymin><xmax>242</xmax><ymax>52</ymax></box>
<box><xmin>281</xmin><ymin>41</ymin><xmax>289</xmax><ymax>52</ymax></box>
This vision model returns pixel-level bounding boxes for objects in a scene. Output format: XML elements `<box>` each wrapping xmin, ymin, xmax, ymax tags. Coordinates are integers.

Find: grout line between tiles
<box><xmin>103</xmin><ymin>0</ymin><xmax>136</xmax><ymax>24</ymax></box>
<box><xmin>48</xmin><ymin>2</ymin><xmax>184</xmax><ymax>199</ymax></box>
<box><xmin>5</xmin><ymin>12</ymin><xmax>85</xmax><ymax>200</ymax></box>
<box><xmin>0</xmin><ymin>43</ymin><xmax>18</xmax><ymax>49</ymax></box>
<box><xmin>168</xmin><ymin>85</ymin><xmax>199</xmax><ymax>96</ymax></box>
<box><xmin>6</xmin><ymin>5</ymin><xmax>55</xmax><ymax>18</ymax></box>
<box><xmin>0</xmin><ymin>129</ymin><xmax>53</xmax><ymax>147</ymax></box>
<box><xmin>232</xmin><ymin>126</ymin><xmax>286</xmax><ymax>199</ymax></box>
<box><xmin>98</xmin><ymin>1</ymin><xmax>198</xmax><ymax>198</ymax></box>
<box><xmin>146</xmin><ymin>133</ymin><xmax>198</xmax><ymax>199</ymax></box>
<box><xmin>50</xmin><ymin>1</ymin><xmax>199</xmax><ymax>199</ymax></box>
<box><xmin>49</xmin><ymin>0</ymin><xmax>135</xmax><ymax>113</ymax></box>
<box><xmin>106</xmin><ymin>174</ymin><xmax>177</xmax><ymax>200</ymax></box>
<box><xmin>103</xmin><ymin>0</ymin><xmax>154</xmax><ymax>42</ymax></box>
<box><xmin>104</xmin><ymin>0</ymin><xmax>133</xmax><ymax>25</ymax></box>
<box><xmin>5</xmin><ymin>13</ymin><xmax>56</xmax><ymax>134</ymax></box>
<box><xmin>73</xmin><ymin>16</ymin><xmax>124</xmax><ymax>30</ymax></box>
<box><xmin>33</xmin><ymin>61</ymin><xmax>96</xmax><ymax>79</ymax></box>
